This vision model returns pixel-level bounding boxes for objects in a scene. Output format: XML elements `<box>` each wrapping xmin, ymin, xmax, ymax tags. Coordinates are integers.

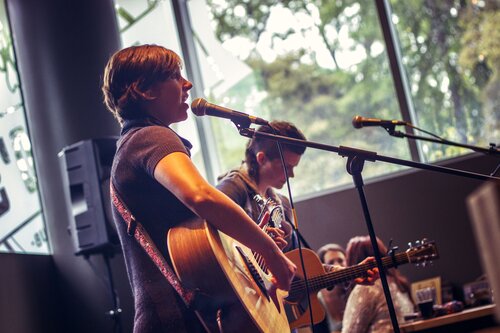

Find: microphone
<box><xmin>352</xmin><ymin>115</ymin><xmax>408</xmax><ymax>129</ymax></box>
<box><xmin>191</xmin><ymin>98</ymin><xmax>268</xmax><ymax>125</ymax></box>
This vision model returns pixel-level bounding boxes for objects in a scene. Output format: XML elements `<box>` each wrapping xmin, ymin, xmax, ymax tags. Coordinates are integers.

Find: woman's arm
<box><xmin>154</xmin><ymin>152</ymin><xmax>296</xmax><ymax>290</ymax></box>
<box><xmin>342</xmin><ymin>285</ymin><xmax>375</xmax><ymax>333</ymax></box>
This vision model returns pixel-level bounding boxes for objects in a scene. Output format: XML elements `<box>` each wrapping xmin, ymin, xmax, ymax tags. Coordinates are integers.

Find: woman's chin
<box><xmin>274</xmin><ymin>182</ymin><xmax>286</xmax><ymax>189</ymax></box>
<box><xmin>176</xmin><ymin>108</ymin><xmax>189</xmax><ymax>122</ymax></box>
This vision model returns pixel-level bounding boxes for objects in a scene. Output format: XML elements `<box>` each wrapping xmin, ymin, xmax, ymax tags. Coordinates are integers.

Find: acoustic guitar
<box><xmin>168</xmin><ymin>217</ymin><xmax>438</xmax><ymax>332</ymax></box>
<box><xmin>285</xmin><ymin>240</ymin><xmax>439</xmax><ymax>329</ymax></box>
<box><xmin>168</xmin><ymin>217</ymin><xmax>290</xmax><ymax>333</ymax></box>
<box><xmin>251</xmin><ymin>197</ymin><xmax>439</xmax><ymax>328</ymax></box>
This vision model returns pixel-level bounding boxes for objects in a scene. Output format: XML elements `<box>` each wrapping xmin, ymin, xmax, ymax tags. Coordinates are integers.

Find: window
<box><xmin>112</xmin><ymin>0</ymin><xmax>498</xmax><ymax>199</ymax></box>
<box><xmin>0</xmin><ymin>3</ymin><xmax>48</xmax><ymax>254</ymax></box>
<box><xmin>114</xmin><ymin>0</ymin><xmax>208</xmax><ymax>177</ymax></box>
<box><xmin>188</xmin><ymin>0</ymin><xmax>410</xmax><ymax>196</ymax></box>
<box><xmin>389</xmin><ymin>0</ymin><xmax>499</xmax><ymax>162</ymax></box>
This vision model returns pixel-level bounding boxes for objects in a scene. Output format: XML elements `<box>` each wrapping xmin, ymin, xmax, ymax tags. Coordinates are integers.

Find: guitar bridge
<box><xmin>235</xmin><ymin>245</ymin><xmax>269</xmax><ymax>299</ymax></box>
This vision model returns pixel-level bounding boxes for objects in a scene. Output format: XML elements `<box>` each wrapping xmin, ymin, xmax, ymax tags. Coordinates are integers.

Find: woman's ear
<box><xmin>256</xmin><ymin>151</ymin><xmax>266</xmax><ymax>165</ymax></box>
<box><xmin>141</xmin><ymin>86</ymin><xmax>157</xmax><ymax>101</ymax></box>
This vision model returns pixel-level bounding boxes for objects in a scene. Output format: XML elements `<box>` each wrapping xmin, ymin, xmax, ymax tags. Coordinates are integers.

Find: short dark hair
<box><xmin>245</xmin><ymin>121</ymin><xmax>306</xmax><ymax>183</ymax></box>
<box><xmin>102</xmin><ymin>44</ymin><xmax>181</xmax><ymax>125</ymax></box>
<box><xmin>316</xmin><ymin>243</ymin><xmax>346</xmax><ymax>264</ymax></box>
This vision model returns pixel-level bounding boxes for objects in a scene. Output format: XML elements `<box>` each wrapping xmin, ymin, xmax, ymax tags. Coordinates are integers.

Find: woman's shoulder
<box><xmin>117</xmin><ymin>125</ymin><xmax>190</xmax><ymax>176</ymax></box>
<box><xmin>218</xmin><ymin>168</ymin><xmax>258</xmax><ymax>190</ymax></box>
<box><xmin>122</xmin><ymin>125</ymin><xmax>187</xmax><ymax>152</ymax></box>
<box><xmin>131</xmin><ymin>125</ymin><xmax>178</xmax><ymax>141</ymax></box>
<box><xmin>217</xmin><ymin>169</ymin><xmax>252</xmax><ymax>195</ymax></box>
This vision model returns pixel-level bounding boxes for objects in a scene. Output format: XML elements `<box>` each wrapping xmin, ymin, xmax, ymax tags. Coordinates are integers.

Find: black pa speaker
<box><xmin>59</xmin><ymin>138</ymin><xmax>120</xmax><ymax>256</ymax></box>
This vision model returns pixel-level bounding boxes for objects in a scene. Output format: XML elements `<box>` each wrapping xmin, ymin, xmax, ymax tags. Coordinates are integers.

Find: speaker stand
<box><xmin>103</xmin><ymin>253</ymin><xmax>123</xmax><ymax>333</ymax></box>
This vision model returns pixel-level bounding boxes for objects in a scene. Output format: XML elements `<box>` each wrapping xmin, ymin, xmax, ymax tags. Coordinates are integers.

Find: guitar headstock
<box><xmin>406</xmin><ymin>239</ymin><xmax>439</xmax><ymax>266</ymax></box>
<box><xmin>253</xmin><ymin>194</ymin><xmax>283</xmax><ymax>228</ymax></box>
<box><xmin>268</xmin><ymin>205</ymin><xmax>283</xmax><ymax>229</ymax></box>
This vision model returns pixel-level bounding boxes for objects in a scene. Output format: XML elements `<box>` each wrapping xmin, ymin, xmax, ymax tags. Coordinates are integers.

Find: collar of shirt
<box><xmin>121</xmin><ymin>116</ymin><xmax>193</xmax><ymax>151</ymax></box>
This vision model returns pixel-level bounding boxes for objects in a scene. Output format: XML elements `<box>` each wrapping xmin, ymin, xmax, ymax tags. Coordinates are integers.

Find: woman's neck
<box><xmin>257</xmin><ymin>182</ymin><xmax>272</xmax><ymax>198</ymax></box>
<box><xmin>240</xmin><ymin>163</ymin><xmax>270</xmax><ymax>197</ymax></box>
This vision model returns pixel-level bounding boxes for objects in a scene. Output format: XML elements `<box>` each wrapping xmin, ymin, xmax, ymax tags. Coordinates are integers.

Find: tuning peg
<box><xmin>408</xmin><ymin>242</ymin><xmax>413</xmax><ymax>248</ymax></box>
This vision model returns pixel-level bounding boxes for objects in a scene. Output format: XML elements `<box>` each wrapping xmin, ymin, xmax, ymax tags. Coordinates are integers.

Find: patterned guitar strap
<box><xmin>109</xmin><ymin>182</ymin><xmax>219</xmax><ymax>332</ymax></box>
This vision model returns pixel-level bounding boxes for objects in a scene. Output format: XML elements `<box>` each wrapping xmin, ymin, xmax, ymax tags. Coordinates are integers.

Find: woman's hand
<box><xmin>258</xmin><ymin>211</ymin><xmax>288</xmax><ymax>250</ymax></box>
<box><xmin>261</xmin><ymin>246</ymin><xmax>296</xmax><ymax>291</ymax></box>
<box><xmin>354</xmin><ymin>257</ymin><xmax>379</xmax><ymax>285</ymax></box>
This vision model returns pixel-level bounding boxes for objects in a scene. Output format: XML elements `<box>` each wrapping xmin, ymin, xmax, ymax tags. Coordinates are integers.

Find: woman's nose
<box><xmin>183</xmin><ymin>78</ymin><xmax>193</xmax><ymax>90</ymax></box>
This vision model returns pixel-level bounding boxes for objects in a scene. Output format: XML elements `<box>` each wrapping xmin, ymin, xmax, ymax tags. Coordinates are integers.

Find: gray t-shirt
<box><xmin>111</xmin><ymin>117</ymin><xmax>204</xmax><ymax>333</ymax></box>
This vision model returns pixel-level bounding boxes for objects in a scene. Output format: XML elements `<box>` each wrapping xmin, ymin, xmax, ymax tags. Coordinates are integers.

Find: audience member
<box><xmin>342</xmin><ymin>236</ymin><xmax>415</xmax><ymax>333</ymax></box>
<box><xmin>317</xmin><ymin>243</ymin><xmax>348</xmax><ymax>332</ymax></box>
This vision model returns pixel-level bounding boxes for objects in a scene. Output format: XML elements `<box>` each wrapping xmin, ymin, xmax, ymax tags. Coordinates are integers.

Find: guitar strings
<box><xmin>288</xmin><ymin>253</ymin><xmax>409</xmax><ymax>298</ymax></box>
<box><xmin>289</xmin><ymin>244</ymin><xmax>435</xmax><ymax>296</ymax></box>
<box><xmin>253</xmin><ymin>224</ymin><xmax>270</xmax><ymax>273</ymax></box>
<box><xmin>252</xmin><ymin>197</ymin><xmax>286</xmax><ymax>275</ymax></box>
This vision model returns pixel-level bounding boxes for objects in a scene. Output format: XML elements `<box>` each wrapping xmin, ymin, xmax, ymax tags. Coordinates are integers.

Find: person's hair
<box><xmin>346</xmin><ymin>235</ymin><xmax>411</xmax><ymax>295</ymax></box>
<box><xmin>317</xmin><ymin>243</ymin><xmax>346</xmax><ymax>264</ymax></box>
<box><xmin>102</xmin><ymin>44</ymin><xmax>182</xmax><ymax>125</ymax></box>
<box><xmin>245</xmin><ymin>120</ymin><xmax>306</xmax><ymax>183</ymax></box>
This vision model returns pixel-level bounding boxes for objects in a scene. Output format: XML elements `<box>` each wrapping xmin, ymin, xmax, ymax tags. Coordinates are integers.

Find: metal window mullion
<box><xmin>375</xmin><ymin>0</ymin><xmax>422</xmax><ymax>162</ymax></box>
<box><xmin>171</xmin><ymin>0</ymin><xmax>220</xmax><ymax>184</ymax></box>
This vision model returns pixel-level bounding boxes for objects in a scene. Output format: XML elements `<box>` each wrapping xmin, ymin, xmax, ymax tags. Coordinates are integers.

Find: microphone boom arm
<box><xmin>238</xmin><ymin>127</ymin><xmax>498</xmax><ymax>182</ymax></box>
<box><xmin>389</xmin><ymin>129</ymin><xmax>499</xmax><ymax>156</ymax></box>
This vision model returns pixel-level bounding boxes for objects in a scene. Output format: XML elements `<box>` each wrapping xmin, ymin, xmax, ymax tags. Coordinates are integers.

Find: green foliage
<box><xmin>204</xmin><ymin>0</ymin><xmax>498</xmax><ymax>194</ymax></box>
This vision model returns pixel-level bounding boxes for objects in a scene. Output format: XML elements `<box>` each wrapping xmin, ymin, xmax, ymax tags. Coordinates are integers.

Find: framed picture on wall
<box><xmin>411</xmin><ymin>276</ymin><xmax>442</xmax><ymax>305</ymax></box>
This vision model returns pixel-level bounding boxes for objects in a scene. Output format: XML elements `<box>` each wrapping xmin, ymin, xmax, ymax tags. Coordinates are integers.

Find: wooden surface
<box><xmin>285</xmin><ymin>248</ymin><xmax>327</xmax><ymax>329</ymax></box>
<box><xmin>400</xmin><ymin>304</ymin><xmax>497</xmax><ymax>332</ymax></box>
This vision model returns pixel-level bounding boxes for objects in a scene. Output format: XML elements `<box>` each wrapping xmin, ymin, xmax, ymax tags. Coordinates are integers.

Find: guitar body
<box><xmin>285</xmin><ymin>248</ymin><xmax>327</xmax><ymax>329</ymax></box>
<box><xmin>167</xmin><ymin>218</ymin><xmax>290</xmax><ymax>333</ymax></box>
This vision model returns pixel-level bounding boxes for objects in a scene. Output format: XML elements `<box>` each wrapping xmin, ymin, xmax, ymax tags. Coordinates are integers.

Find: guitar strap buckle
<box><xmin>127</xmin><ymin>215</ymin><xmax>137</xmax><ymax>236</ymax></box>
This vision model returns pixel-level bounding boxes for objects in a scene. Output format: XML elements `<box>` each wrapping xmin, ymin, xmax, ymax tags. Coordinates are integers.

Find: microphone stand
<box><xmin>384</xmin><ymin>125</ymin><xmax>500</xmax><ymax>176</ymax></box>
<box><xmin>237</xmin><ymin>125</ymin><xmax>498</xmax><ymax>333</ymax></box>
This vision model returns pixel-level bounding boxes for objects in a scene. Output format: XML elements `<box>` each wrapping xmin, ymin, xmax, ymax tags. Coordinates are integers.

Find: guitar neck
<box><xmin>291</xmin><ymin>252</ymin><xmax>409</xmax><ymax>294</ymax></box>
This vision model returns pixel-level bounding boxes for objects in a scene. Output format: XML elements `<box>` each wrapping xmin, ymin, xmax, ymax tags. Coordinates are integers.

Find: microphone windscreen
<box><xmin>352</xmin><ymin>115</ymin><xmax>363</xmax><ymax>129</ymax></box>
<box><xmin>191</xmin><ymin>98</ymin><xmax>207</xmax><ymax>116</ymax></box>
